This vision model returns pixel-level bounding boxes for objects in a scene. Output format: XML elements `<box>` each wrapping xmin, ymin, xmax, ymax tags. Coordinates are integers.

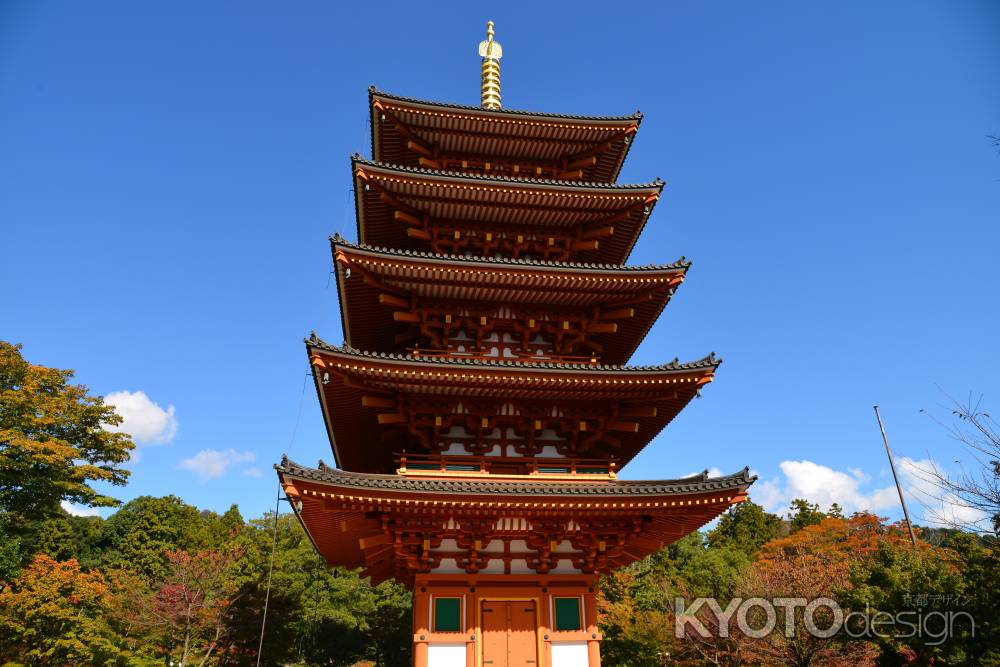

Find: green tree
<box><xmin>788</xmin><ymin>498</ymin><xmax>825</xmax><ymax>533</ymax></box>
<box><xmin>234</xmin><ymin>512</ymin><xmax>412</xmax><ymax>666</ymax></box>
<box><xmin>100</xmin><ymin>495</ymin><xmax>220</xmax><ymax>580</ymax></box>
<box><xmin>707</xmin><ymin>501</ymin><xmax>782</xmax><ymax>555</ymax></box>
<box><xmin>0</xmin><ymin>341</ymin><xmax>133</xmax><ymax>518</ymax></box>
<box><xmin>842</xmin><ymin>528</ymin><xmax>968</xmax><ymax>665</ymax></box>
<box><xmin>0</xmin><ymin>516</ymin><xmax>21</xmax><ymax>582</ymax></box>
<box><xmin>937</xmin><ymin>532</ymin><xmax>1000</xmax><ymax>666</ymax></box>
<box><xmin>598</xmin><ymin>530</ymin><xmax>753</xmax><ymax>666</ymax></box>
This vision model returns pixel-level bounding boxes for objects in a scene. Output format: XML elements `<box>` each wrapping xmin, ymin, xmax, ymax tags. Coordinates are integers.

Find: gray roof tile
<box><xmin>277</xmin><ymin>456</ymin><xmax>755</xmax><ymax>496</ymax></box>
<box><xmin>306</xmin><ymin>333</ymin><xmax>721</xmax><ymax>372</ymax></box>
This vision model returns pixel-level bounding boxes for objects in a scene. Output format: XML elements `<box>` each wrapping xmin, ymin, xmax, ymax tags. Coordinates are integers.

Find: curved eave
<box><xmin>331</xmin><ymin>241</ymin><xmax>687</xmax><ymax>365</ymax></box>
<box><xmin>351</xmin><ymin>159</ymin><xmax>662</xmax><ymax>265</ymax></box>
<box><xmin>279</xmin><ymin>458</ymin><xmax>756</xmax><ymax>498</ymax></box>
<box><xmin>305</xmin><ymin>336</ymin><xmax>720</xmax><ymax>474</ymax></box>
<box><xmin>332</xmin><ymin>236</ymin><xmax>687</xmax><ymax>274</ymax></box>
<box><xmin>307</xmin><ymin>334</ymin><xmax>720</xmax><ymax>375</ymax></box>
<box><xmin>370</xmin><ymin>87</ymin><xmax>644</xmax><ymax>123</ymax></box>
<box><xmin>368</xmin><ymin>88</ymin><xmax>642</xmax><ymax>183</ymax></box>
<box><xmin>333</xmin><ymin>235</ymin><xmax>684</xmax><ymax>273</ymax></box>
<box><xmin>277</xmin><ymin>459</ymin><xmax>755</xmax><ymax>583</ymax></box>
<box><xmin>354</xmin><ymin>156</ymin><xmax>660</xmax><ymax>192</ymax></box>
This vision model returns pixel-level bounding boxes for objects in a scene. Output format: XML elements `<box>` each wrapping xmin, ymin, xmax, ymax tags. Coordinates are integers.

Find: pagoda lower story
<box><xmin>278</xmin><ymin>461</ymin><xmax>753</xmax><ymax>666</ymax></box>
<box><xmin>278</xmin><ymin>22</ymin><xmax>754</xmax><ymax>667</ymax></box>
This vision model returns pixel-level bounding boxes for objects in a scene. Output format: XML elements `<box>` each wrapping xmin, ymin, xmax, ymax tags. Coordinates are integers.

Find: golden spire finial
<box><xmin>478</xmin><ymin>20</ymin><xmax>503</xmax><ymax>110</ymax></box>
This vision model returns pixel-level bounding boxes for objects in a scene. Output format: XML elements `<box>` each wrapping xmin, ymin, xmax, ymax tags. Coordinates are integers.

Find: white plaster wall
<box><xmin>553</xmin><ymin>540</ymin><xmax>575</xmax><ymax>553</ymax></box>
<box><xmin>427</xmin><ymin>643</ymin><xmax>466</xmax><ymax>667</ymax></box>
<box><xmin>551</xmin><ymin>641</ymin><xmax>589</xmax><ymax>667</ymax></box>
<box><xmin>479</xmin><ymin>559</ymin><xmax>504</xmax><ymax>574</ymax></box>
<box><xmin>431</xmin><ymin>558</ymin><xmax>463</xmax><ymax>574</ymax></box>
<box><xmin>509</xmin><ymin>558</ymin><xmax>533</xmax><ymax>574</ymax></box>
<box><xmin>549</xmin><ymin>559</ymin><xmax>582</xmax><ymax>574</ymax></box>
<box><xmin>481</xmin><ymin>539</ymin><xmax>503</xmax><ymax>553</ymax></box>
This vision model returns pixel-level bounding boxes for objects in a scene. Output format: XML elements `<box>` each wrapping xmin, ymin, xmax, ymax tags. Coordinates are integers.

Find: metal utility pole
<box><xmin>873</xmin><ymin>406</ymin><xmax>918</xmax><ymax>546</ymax></box>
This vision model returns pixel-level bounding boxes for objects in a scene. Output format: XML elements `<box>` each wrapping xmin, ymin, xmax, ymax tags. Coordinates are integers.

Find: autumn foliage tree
<box><xmin>732</xmin><ymin>515</ymin><xmax>886</xmax><ymax>666</ymax></box>
<box><xmin>0</xmin><ymin>341</ymin><xmax>134</xmax><ymax>518</ymax></box>
<box><xmin>0</xmin><ymin>555</ymin><xmax>129</xmax><ymax>665</ymax></box>
<box><xmin>119</xmin><ymin>548</ymin><xmax>247</xmax><ymax>666</ymax></box>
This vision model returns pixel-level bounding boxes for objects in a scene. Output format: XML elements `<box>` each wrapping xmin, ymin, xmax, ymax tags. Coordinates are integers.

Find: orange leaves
<box><xmin>0</xmin><ymin>555</ymin><xmax>125</xmax><ymax>664</ymax></box>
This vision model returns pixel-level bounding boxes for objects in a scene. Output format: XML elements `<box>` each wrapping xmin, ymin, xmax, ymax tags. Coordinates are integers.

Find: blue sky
<box><xmin>3</xmin><ymin>1</ymin><xmax>998</xmax><ymax>524</ymax></box>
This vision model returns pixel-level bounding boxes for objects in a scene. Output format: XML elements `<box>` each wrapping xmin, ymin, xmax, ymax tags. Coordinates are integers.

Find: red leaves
<box><xmin>117</xmin><ymin>548</ymin><xmax>246</xmax><ymax>666</ymax></box>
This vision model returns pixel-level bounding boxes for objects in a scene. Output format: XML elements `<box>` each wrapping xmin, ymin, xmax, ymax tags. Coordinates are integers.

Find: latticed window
<box><xmin>554</xmin><ymin>597</ymin><xmax>581</xmax><ymax>631</ymax></box>
<box><xmin>433</xmin><ymin>597</ymin><xmax>462</xmax><ymax>632</ymax></box>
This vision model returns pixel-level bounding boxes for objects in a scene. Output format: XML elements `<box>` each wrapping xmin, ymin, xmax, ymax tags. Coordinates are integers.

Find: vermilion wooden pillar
<box><xmin>413</xmin><ymin>586</ymin><xmax>430</xmax><ymax>667</ymax></box>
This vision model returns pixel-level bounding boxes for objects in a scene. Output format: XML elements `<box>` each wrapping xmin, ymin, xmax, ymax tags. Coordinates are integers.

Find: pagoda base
<box><xmin>412</xmin><ymin>573</ymin><xmax>601</xmax><ymax>667</ymax></box>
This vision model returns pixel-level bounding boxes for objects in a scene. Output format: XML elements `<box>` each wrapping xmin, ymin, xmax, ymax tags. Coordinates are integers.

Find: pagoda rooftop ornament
<box><xmin>479</xmin><ymin>21</ymin><xmax>503</xmax><ymax>109</ymax></box>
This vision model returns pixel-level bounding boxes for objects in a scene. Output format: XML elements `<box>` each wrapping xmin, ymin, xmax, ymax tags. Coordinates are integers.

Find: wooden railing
<box><xmin>395</xmin><ymin>452</ymin><xmax>616</xmax><ymax>479</ymax></box>
<box><xmin>408</xmin><ymin>347</ymin><xmax>599</xmax><ymax>366</ymax></box>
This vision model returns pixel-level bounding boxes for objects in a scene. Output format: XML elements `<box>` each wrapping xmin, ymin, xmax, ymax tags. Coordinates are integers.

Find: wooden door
<box><xmin>482</xmin><ymin>601</ymin><xmax>507</xmax><ymax>667</ymax></box>
<box><xmin>508</xmin><ymin>601</ymin><xmax>538</xmax><ymax>665</ymax></box>
<box><xmin>481</xmin><ymin>601</ymin><xmax>538</xmax><ymax>667</ymax></box>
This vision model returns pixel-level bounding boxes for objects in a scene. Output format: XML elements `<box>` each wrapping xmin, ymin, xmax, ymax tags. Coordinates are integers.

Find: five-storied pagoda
<box><xmin>277</xmin><ymin>22</ymin><xmax>754</xmax><ymax>667</ymax></box>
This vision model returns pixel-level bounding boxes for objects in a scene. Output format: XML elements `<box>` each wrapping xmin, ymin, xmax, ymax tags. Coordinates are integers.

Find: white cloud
<box><xmin>750</xmin><ymin>458</ymin><xmax>989</xmax><ymax>528</ymax></box>
<box><xmin>241</xmin><ymin>467</ymin><xmax>263</xmax><ymax>478</ymax></box>
<box><xmin>896</xmin><ymin>457</ymin><xmax>991</xmax><ymax>530</ymax></box>
<box><xmin>751</xmin><ymin>460</ymin><xmax>902</xmax><ymax>516</ymax></box>
<box><xmin>105</xmin><ymin>390</ymin><xmax>178</xmax><ymax>445</ymax></box>
<box><xmin>750</xmin><ymin>478</ymin><xmax>787</xmax><ymax>512</ymax></box>
<box><xmin>178</xmin><ymin>449</ymin><xmax>256</xmax><ymax>482</ymax></box>
<box><xmin>776</xmin><ymin>460</ymin><xmax>900</xmax><ymax>515</ymax></box>
<box><xmin>61</xmin><ymin>501</ymin><xmax>100</xmax><ymax>517</ymax></box>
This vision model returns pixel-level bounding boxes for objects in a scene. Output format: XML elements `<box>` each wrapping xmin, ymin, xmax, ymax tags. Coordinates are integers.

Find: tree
<box><xmin>788</xmin><ymin>499</ymin><xmax>825</xmax><ymax>533</ymax></box>
<box><xmin>229</xmin><ymin>512</ymin><xmax>413</xmax><ymax>666</ymax></box>
<box><xmin>935</xmin><ymin>532</ymin><xmax>1000</xmax><ymax>665</ymax></box>
<box><xmin>914</xmin><ymin>397</ymin><xmax>999</xmax><ymax>534</ymax></box>
<box><xmin>0</xmin><ymin>518</ymin><xmax>21</xmax><ymax>582</ymax></box>
<box><xmin>0</xmin><ymin>341</ymin><xmax>133</xmax><ymax>518</ymax></box>
<box><xmin>708</xmin><ymin>501</ymin><xmax>783</xmax><ymax>555</ymax></box>
<box><xmin>598</xmin><ymin>530</ymin><xmax>753</xmax><ymax>666</ymax></box>
<box><xmin>842</xmin><ymin>531</ymin><xmax>967</xmax><ymax>666</ymax></box>
<box><xmin>120</xmin><ymin>548</ymin><xmax>247</xmax><ymax>666</ymax></box>
<box><xmin>0</xmin><ymin>554</ymin><xmax>129</xmax><ymax>665</ymax></box>
<box><xmin>100</xmin><ymin>495</ymin><xmax>224</xmax><ymax>581</ymax></box>
<box><xmin>733</xmin><ymin>515</ymin><xmax>887</xmax><ymax>666</ymax></box>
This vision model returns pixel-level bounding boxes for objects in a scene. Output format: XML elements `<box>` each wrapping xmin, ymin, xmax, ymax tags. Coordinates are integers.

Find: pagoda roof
<box><xmin>308</xmin><ymin>333</ymin><xmax>720</xmax><ymax>374</ymax></box>
<box><xmin>369</xmin><ymin>87</ymin><xmax>642</xmax><ymax>183</ymax></box>
<box><xmin>352</xmin><ymin>158</ymin><xmax>662</xmax><ymax>265</ymax></box>
<box><xmin>331</xmin><ymin>239</ymin><xmax>687</xmax><ymax>364</ymax></box>
<box><xmin>279</xmin><ymin>457</ymin><xmax>755</xmax><ymax>497</ymax></box>
<box><xmin>332</xmin><ymin>234</ymin><xmax>687</xmax><ymax>272</ymax></box>
<box><xmin>306</xmin><ymin>335</ymin><xmax>720</xmax><ymax>473</ymax></box>
<box><xmin>277</xmin><ymin>457</ymin><xmax>755</xmax><ymax>583</ymax></box>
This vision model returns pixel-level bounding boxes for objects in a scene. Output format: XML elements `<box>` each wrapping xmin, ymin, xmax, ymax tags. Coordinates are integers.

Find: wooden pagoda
<box><xmin>278</xmin><ymin>22</ymin><xmax>755</xmax><ymax>667</ymax></box>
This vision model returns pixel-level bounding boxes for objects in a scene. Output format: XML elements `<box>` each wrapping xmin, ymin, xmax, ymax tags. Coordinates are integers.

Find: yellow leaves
<box><xmin>0</xmin><ymin>341</ymin><xmax>134</xmax><ymax>516</ymax></box>
<box><xmin>0</xmin><ymin>555</ymin><xmax>126</xmax><ymax>664</ymax></box>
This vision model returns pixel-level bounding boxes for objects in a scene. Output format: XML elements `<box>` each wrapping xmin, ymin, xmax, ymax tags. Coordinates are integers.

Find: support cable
<box><xmin>256</xmin><ymin>372</ymin><xmax>309</xmax><ymax>666</ymax></box>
